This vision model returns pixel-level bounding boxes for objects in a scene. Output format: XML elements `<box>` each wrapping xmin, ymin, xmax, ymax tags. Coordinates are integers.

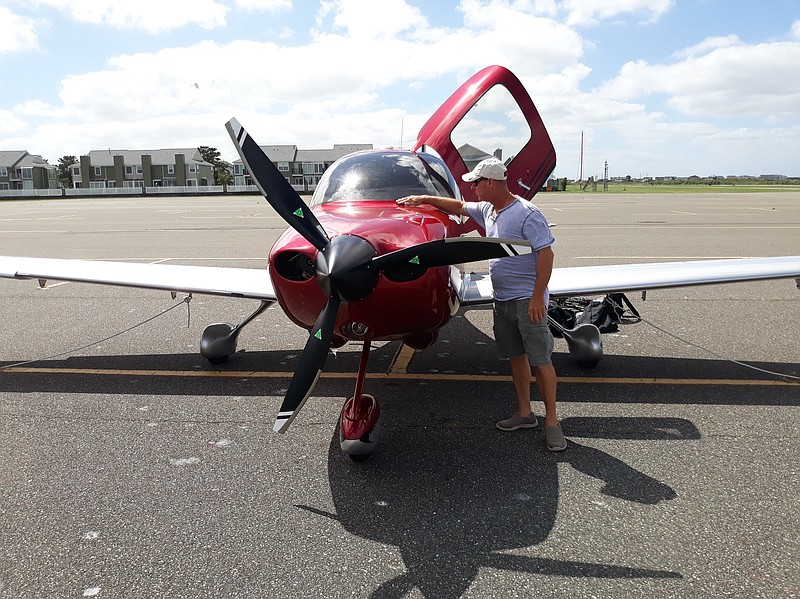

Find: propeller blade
<box><xmin>225</xmin><ymin>118</ymin><xmax>330</xmax><ymax>251</ymax></box>
<box><xmin>273</xmin><ymin>295</ymin><xmax>341</xmax><ymax>433</ymax></box>
<box><xmin>371</xmin><ymin>237</ymin><xmax>532</xmax><ymax>271</ymax></box>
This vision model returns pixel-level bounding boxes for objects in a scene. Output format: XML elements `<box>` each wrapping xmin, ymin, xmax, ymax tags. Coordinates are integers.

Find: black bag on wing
<box><xmin>547</xmin><ymin>297</ymin><xmax>587</xmax><ymax>337</ymax></box>
<box><xmin>575</xmin><ymin>293</ymin><xmax>641</xmax><ymax>333</ymax></box>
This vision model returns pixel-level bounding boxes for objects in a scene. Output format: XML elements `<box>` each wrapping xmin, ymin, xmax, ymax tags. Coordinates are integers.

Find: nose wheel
<box><xmin>339</xmin><ymin>394</ymin><xmax>381</xmax><ymax>461</ymax></box>
<box><xmin>339</xmin><ymin>340</ymin><xmax>381</xmax><ymax>460</ymax></box>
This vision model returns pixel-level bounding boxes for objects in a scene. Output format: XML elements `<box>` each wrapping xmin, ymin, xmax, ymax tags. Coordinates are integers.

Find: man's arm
<box><xmin>529</xmin><ymin>245</ymin><xmax>554</xmax><ymax>323</ymax></box>
<box><xmin>396</xmin><ymin>195</ymin><xmax>467</xmax><ymax>216</ymax></box>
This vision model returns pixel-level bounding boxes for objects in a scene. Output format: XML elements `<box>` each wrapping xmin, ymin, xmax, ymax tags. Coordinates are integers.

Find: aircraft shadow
<box><xmin>0</xmin><ymin>345</ymin><xmax>797</xmax><ymax>407</ymax></box>
<box><xmin>431</xmin><ymin>310</ymin><xmax>800</xmax><ymax>379</ymax></box>
<box><xmin>296</xmin><ymin>413</ymin><xmax>694</xmax><ymax>598</ymax></box>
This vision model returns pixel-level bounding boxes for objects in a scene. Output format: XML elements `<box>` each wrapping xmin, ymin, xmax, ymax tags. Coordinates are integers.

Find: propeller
<box><xmin>274</xmin><ymin>295</ymin><xmax>340</xmax><ymax>432</ymax></box>
<box><xmin>226</xmin><ymin>118</ymin><xmax>534</xmax><ymax>433</ymax></box>
<box><xmin>225</xmin><ymin>119</ymin><xmax>329</xmax><ymax>251</ymax></box>
<box><xmin>372</xmin><ymin>236</ymin><xmax>531</xmax><ymax>271</ymax></box>
<box><xmin>226</xmin><ymin>118</ymin><xmax>359</xmax><ymax>434</ymax></box>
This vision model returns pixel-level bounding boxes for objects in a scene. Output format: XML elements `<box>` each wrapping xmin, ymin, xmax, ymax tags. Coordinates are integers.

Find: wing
<box><xmin>455</xmin><ymin>256</ymin><xmax>800</xmax><ymax>305</ymax></box>
<box><xmin>0</xmin><ymin>255</ymin><xmax>276</xmax><ymax>301</ymax></box>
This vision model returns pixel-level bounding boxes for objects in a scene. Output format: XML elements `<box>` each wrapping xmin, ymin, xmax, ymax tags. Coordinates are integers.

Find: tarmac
<box><xmin>0</xmin><ymin>192</ymin><xmax>798</xmax><ymax>598</ymax></box>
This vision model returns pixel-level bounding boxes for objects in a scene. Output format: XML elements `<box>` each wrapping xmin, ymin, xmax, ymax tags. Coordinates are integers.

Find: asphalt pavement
<box><xmin>0</xmin><ymin>193</ymin><xmax>798</xmax><ymax>598</ymax></box>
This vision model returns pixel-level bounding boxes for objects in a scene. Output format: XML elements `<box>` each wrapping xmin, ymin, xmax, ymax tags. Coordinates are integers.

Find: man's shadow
<box><xmin>299</xmin><ymin>410</ymin><xmax>696</xmax><ymax>599</ymax></box>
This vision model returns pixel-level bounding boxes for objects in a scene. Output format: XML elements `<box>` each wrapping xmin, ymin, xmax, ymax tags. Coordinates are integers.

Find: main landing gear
<box><xmin>339</xmin><ymin>340</ymin><xmax>382</xmax><ymax>461</ymax></box>
<box><xmin>200</xmin><ymin>301</ymin><xmax>272</xmax><ymax>364</ymax></box>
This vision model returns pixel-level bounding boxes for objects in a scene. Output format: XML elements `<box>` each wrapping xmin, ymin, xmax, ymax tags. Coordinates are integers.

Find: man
<box><xmin>397</xmin><ymin>157</ymin><xmax>566</xmax><ymax>451</ymax></box>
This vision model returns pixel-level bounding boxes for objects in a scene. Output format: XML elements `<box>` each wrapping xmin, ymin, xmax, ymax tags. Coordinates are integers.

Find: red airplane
<box><xmin>2</xmin><ymin>65</ymin><xmax>799</xmax><ymax>460</ymax></box>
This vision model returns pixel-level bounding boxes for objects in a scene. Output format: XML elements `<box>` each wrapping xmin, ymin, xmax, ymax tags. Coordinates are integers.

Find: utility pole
<box><xmin>578</xmin><ymin>130</ymin><xmax>584</xmax><ymax>184</ymax></box>
<box><xmin>604</xmin><ymin>159</ymin><xmax>609</xmax><ymax>191</ymax></box>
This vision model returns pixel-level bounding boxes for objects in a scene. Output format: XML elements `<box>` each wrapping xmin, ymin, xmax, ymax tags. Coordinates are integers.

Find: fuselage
<box><xmin>267</xmin><ymin>149</ymin><xmax>477</xmax><ymax>348</ymax></box>
<box><xmin>269</xmin><ymin>201</ymin><xmax>472</xmax><ymax>347</ymax></box>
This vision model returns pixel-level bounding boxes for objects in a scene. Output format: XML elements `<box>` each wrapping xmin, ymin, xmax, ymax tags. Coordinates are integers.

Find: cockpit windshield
<box><xmin>310</xmin><ymin>151</ymin><xmax>460</xmax><ymax>207</ymax></box>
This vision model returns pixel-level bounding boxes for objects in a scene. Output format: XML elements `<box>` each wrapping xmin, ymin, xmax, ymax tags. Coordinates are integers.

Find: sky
<box><xmin>1</xmin><ymin>0</ymin><xmax>798</xmax><ymax>179</ymax></box>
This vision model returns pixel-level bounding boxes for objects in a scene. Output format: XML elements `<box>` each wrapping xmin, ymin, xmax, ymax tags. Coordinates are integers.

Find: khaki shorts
<box><xmin>493</xmin><ymin>299</ymin><xmax>553</xmax><ymax>366</ymax></box>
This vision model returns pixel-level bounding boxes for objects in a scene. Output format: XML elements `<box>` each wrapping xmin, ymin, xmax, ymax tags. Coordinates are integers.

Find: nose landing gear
<box><xmin>339</xmin><ymin>340</ymin><xmax>381</xmax><ymax>461</ymax></box>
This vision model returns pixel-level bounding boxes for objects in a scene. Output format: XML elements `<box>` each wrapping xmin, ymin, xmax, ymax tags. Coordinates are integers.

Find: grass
<box><xmin>555</xmin><ymin>183</ymin><xmax>800</xmax><ymax>194</ymax></box>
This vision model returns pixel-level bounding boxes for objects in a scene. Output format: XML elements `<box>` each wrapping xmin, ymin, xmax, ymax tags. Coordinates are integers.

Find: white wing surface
<box><xmin>3</xmin><ymin>255</ymin><xmax>798</xmax><ymax>305</ymax></box>
<box><xmin>455</xmin><ymin>256</ymin><xmax>800</xmax><ymax>305</ymax></box>
<box><xmin>0</xmin><ymin>256</ymin><xmax>276</xmax><ymax>301</ymax></box>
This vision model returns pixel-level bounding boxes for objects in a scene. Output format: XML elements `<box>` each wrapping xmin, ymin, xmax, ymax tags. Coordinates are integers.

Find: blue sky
<box><xmin>1</xmin><ymin>0</ymin><xmax>798</xmax><ymax>178</ymax></box>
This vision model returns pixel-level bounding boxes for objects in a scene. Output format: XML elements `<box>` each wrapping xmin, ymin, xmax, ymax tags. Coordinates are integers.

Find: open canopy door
<box><xmin>415</xmin><ymin>65</ymin><xmax>556</xmax><ymax>202</ymax></box>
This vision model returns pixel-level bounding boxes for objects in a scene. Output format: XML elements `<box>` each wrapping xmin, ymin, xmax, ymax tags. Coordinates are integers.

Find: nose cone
<box><xmin>315</xmin><ymin>234</ymin><xmax>379</xmax><ymax>301</ymax></box>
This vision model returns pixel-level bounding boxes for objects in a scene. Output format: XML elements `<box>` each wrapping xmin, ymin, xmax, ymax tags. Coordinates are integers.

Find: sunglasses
<box><xmin>471</xmin><ymin>177</ymin><xmax>488</xmax><ymax>188</ymax></box>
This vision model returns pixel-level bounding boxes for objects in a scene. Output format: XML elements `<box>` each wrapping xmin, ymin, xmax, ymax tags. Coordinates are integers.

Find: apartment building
<box><xmin>71</xmin><ymin>148</ymin><xmax>214</xmax><ymax>189</ymax></box>
<box><xmin>0</xmin><ymin>151</ymin><xmax>57</xmax><ymax>191</ymax></box>
<box><xmin>233</xmin><ymin>143</ymin><xmax>373</xmax><ymax>192</ymax></box>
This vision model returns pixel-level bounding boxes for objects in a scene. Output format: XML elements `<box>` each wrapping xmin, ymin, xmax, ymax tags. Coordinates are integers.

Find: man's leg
<box><xmin>509</xmin><ymin>354</ymin><xmax>533</xmax><ymax>416</ymax></box>
<box><xmin>495</xmin><ymin>353</ymin><xmax>539</xmax><ymax>431</ymax></box>
<box><xmin>534</xmin><ymin>363</ymin><xmax>558</xmax><ymax>426</ymax></box>
<box><xmin>494</xmin><ymin>301</ymin><xmax>539</xmax><ymax>431</ymax></box>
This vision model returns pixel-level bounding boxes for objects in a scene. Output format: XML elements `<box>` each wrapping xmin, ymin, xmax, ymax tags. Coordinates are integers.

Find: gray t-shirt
<box><xmin>464</xmin><ymin>196</ymin><xmax>554</xmax><ymax>301</ymax></box>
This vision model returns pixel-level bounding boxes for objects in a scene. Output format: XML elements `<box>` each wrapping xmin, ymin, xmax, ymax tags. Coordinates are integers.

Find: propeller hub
<box><xmin>315</xmin><ymin>235</ymin><xmax>379</xmax><ymax>302</ymax></box>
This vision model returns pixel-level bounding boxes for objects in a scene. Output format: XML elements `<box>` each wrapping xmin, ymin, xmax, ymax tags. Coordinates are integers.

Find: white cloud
<box><xmin>29</xmin><ymin>0</ymin><xmax>228</xmax><ymax>33</ymax></box>
<box><xmin>673</xmin><ymin>35</ymin><xmax>740</xmax><ymax>59</ymax></box>
<box><xmin>457</xmin><ymin>0</ymin><xmax>585</xmax><ymax>77</ymax></box>
<box><xmin>0</xmin><ymin>109</ymin><xmax>28</xmax><ymax>136</ymax></box>
<box><xmin>0</xmin><ymin>6</ymin><xmax>40</xmax><ymax>53</ymax></box>
<box><xmin>235</xmin><ymin>0</ymin><xmax>292</xmax><ymax>10</ymax></box>
<box><xmin>0</xmin><ymin>1</ymin><xmax>572</xmax><ymax>160</ymax></box>
<box><xmin>13</xmin><ymin>100</ymin><xmax>63</xmax><ymax>119</ymax></box>
<box><xmin>2</xmin><ymin>0</ymin><xmax>796</xmax><ymax>176</ymax></box>
<box><xmin>600</xmin><ymin>39</ymin><xmax>800</xmax><ymax>118</ymax></box>
<box><xmin>315</xmin><ymin>0</ymin><xmax>430</xmax><ymax>41</ymax></box>
<box><xmin>0</xmin><ymin>0</ymin><xmax>592</xmax><ymax>161</ymax></box>
<box><xmin>554</xmin><ymin>28</ymin><xmax>800</xmax><ymax>176</ymax></box>
<box><xmin>560</xmin><ymin>0</ymin><xmax>675</xmax><ymax>27</ymax></box>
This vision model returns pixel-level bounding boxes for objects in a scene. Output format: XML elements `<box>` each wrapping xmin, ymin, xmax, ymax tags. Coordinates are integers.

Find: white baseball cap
<box><xmin>461</xmin><ymin>157</ymin><xmax>507</xmax><ymax>182</ymax></box>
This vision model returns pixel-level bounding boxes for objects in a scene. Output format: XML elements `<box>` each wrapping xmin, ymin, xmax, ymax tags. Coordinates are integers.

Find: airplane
<box><xmin>1</xmin><ymin>65</ymin><xmax>799</xmax><ymax>460</ymax></box>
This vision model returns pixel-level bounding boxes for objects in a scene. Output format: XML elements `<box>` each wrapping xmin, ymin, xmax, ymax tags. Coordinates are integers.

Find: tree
<box><xmin>198</xmin><ymin>145</ymin><xmax>221</xmax><ymax>165</ymax></box>
<box><xmin>198</xmin><ymin>146</ymin><xmax>230</xmax><ymax>185</ymax></box>
<box><xmin>215</xmin><ymin>162</ymin><xmax>233</xmax><ymax>186</ymax></box>
<box><xmin>56</xmin><ymin>155</ymin><xmax>76</xmax><ymax>188</ymax></box>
